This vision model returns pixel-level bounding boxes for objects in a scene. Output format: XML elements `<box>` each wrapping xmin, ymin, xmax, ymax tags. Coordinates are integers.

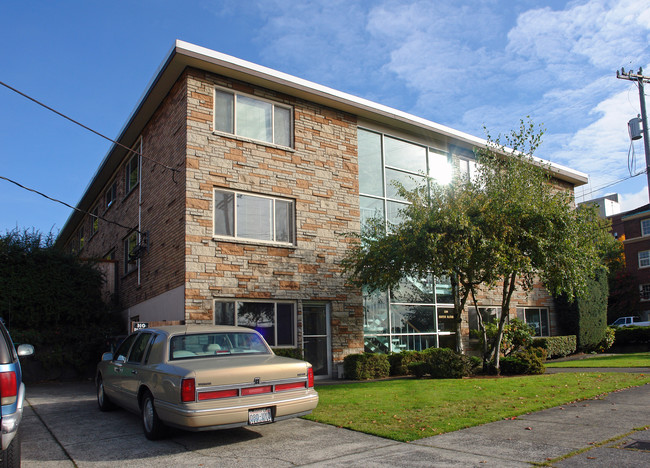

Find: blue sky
<box><xmin>1</xmin><ymin>0</ymin><xmax>650</xmax><ymax>236</ymax></box>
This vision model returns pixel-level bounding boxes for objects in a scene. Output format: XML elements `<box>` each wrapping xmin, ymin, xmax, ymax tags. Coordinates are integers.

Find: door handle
<box><xmin>131</xmin><ymin>370</ymin><xmax>138</xmax><ymax>375</ymax></box>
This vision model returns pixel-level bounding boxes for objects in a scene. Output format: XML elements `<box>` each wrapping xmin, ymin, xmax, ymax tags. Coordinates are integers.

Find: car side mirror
<box><xmin>17</xmin><ymin>344</ymin><xmax>34</xmax><ymax>357</ymax></box>
<box><xmin>102</xmin><ymin>352</ymin><xmax>114</xmax><ymax>361</ymax></box>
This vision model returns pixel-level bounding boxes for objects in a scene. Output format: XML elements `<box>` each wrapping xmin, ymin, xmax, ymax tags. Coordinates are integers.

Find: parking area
<box><xmin>21</xmin><ymin>380</ymin><xmax>650</xmax><ymax>467</ymax></box>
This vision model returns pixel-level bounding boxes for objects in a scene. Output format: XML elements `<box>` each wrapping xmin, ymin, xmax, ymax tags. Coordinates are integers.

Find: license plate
<box><xmin>248</xmin><ymin>407</ymin><xmax>273</xmax><ymax>425</ymax></box>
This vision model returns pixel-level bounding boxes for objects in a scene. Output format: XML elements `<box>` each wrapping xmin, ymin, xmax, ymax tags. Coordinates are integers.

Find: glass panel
<box><xmin>435</xmin><ymin>276</ymin><xmax>454</xmax><ymax>304</ymax></box>
<box><xmin>642</xmin><ymin>219</ymin><xmax>650</xmax><ymax>236</ymax></box>
<box><xmin>237</xmin><ymin>194</ymin><xmax>272</xmax><ymax>240</ymax></box>
<box><xmin>273</xmin><ymin>106</ymin><xmax>291</xmax><ymax>147</ymax></box>
<box><xmin>360</xmin><ymin>196</ymin><xmax>384</xmax><ymax>230</ymax></box>
<box><xmin>214</xmin><ymin>190</ymin><xmax>234</xmax><ymax>236</ymax></box>
<box><xmin>385</xmin><ymin>168</ymin><xmax>424</xmax><ymax>200</ymax></box>
<box><xmin>429</xmin><ymin>151</ymin><xmax>452</xmax><ymax>185</ymax></box>
<box><xmin>304</xmin><ymin>336</ymin><xmax>328</xmax><ymax>375</ymax></box>
<box><xmin>468</xmin><ymin>307</ymin><xmax>500</xmax><ymax>331</ymax></box>
<box><xmin>358</xmin><ymin>129</ymin><xmax>384</xmax><ymax>196</ymax></box>
<box><xmin>363</xmin><ymin>288</ymin><xmax>389</xmax><ymax>334</ymax></box>
<box><xmin>303</xmin><ymin>305</ymin><xmax>327</xmax><ymax>336</ymax></box>
<box><xmin>391</xmin><ymin>334</ymin><xmax>438</xmax><ymax>352</ymax></box>
<box><xmin>237</xmin><ymin>302</ymin><xmax>275</xmax><ymax>345</ymax></box>
<box><xmin>437</xmin><ymin>307</ymin><xmax>456</xmax><ymax>332</ymax></box>
<box><xmin>274</xmin><ymin>199</ymin><xmax>293</xmax><ymax>243</ymax></box>
<box><xmin>276</xmin><ymin>303</ymin><xmax>295</xmax><ymax>346</ymax></box>
<box><xmin>364</xmin><ymin>335</ymin><xmax>390</xmax><ymax>354</ymax></box>
<box><xmin>128</xmin><ymin>333</ymin><xmax>151</xmax><ymax>363</ymax></box>
<box><xmin>384</xmin><ymin>136</ymin><xmax>426</xmax><ymax>173</ymax></box>
<box><xmin>237</xmin><ymin>95</ymin><xmax>272</xmax><ymax>142</ymax></box>
<box><xmin>391</xmin><ymin>305</ymin><xmax>436</xmax><ymax>334</ymax></box>
<box><xmin>437</xmin><ymin>334</ymin><xmax>456</xmax><ymax>350</ymax></box>
<box><xmin>386</xmin><ymin>201</ymin><xmax>407</xmax><ymax>226</ymax></box>
<box><xmin>214</xmin><ymin>90</ymin><xmax>234</xmax><ymax>134</ymax></box>
<box><xmin>214</xmin><ymin>302</ymin><xmax>235</xmax><ymax>325</ymax></box>
<box><xmin>114</xmin><ymin>333</ymin><xmax>137</xmax><ymax>362</ymax></box>
<box><xmin>390</xmin><ymin>276</ymin><xmax>434</xmax><ymax>303</ymax></box>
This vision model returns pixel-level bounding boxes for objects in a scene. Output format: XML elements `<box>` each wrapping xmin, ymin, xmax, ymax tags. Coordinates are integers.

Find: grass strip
<box><xmin>305</xmin><ymin>373</ymin><xmax>650</xmax><ymax>442</ymax></box>
<box><xmin>545</xmin><ymin>352</ymin><xmax>650</xmax><ymax>368</ymax></box>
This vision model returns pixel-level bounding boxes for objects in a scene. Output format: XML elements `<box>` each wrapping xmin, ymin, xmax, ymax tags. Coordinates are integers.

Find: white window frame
<box><xmin>640</xmin><ymin>284</ymin><xmax>650</xmax><ymax>302</ymax></box>
<box><xmin>468</xmin><ymin>306</ymin><xmax>502</xmax><ymax>333</ymax></box>
<box><xmin>639</xmin><ymin>250</ymin><xmax>650</xmax><ymax>269</ymax></box>
<box><xmin>642</xmin><ymin>219</ymin><xmax>650</xmax><ymax>237</ymax></box>
<box><xmin>213</xmin><ymin>87</ymin><xmax>293</xmax><ymax>148</ymax></box>
<box><xmin>518</xmin><ymin>307</ymin><xmax>550</xmax><ymax>337</ymax></box>
<box><xmin>214</xmin><ymin>300</ymin><xmax>297</xmax><ymax>347</ymax></box>
<box><xmin>124</xmin><ymin>232</ymin><xmax>138</xmax><ymax>275</ymax></box>
<box><xmin>124</xmin><ymin>141</ymin><xmax>141</xmax><ymax>195</ymax></box>
<box><xmin>213</xmin><ymin>188</ymin><xmax>295</xmax><ymax>245</ymax></box>
<box><xmin>105</xmin><ymin>180</ymin><xmax>117</xmax><ymax>210</ymax></box>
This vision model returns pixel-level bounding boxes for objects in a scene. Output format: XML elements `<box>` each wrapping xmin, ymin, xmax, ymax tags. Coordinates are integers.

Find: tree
<box><xmin>342</xmin><ymin>119</ymin><xmax>616</xmax><ymax>371</ymax></box>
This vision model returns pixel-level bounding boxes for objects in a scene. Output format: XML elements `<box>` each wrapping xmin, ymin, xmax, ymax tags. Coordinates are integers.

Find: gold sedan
<box><xmin>96</xmin><ymin>325</ymin><xmax>318</xmax><ymax>440</ymax></box>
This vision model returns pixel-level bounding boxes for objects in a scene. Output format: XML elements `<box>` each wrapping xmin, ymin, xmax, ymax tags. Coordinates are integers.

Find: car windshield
<box><xmin>169</xmin><ymin>332</ymin><xmax>270</xmax><ymax>360</ymax></box>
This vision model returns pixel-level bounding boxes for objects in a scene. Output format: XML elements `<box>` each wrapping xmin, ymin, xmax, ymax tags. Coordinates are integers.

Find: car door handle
<box><xmin>131</xmin><ymin>370</ymin><xmax>138</xmax><ymax>375</ymax></box>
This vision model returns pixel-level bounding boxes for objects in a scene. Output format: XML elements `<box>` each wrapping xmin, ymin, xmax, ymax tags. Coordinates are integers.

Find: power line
<box><xmin>0</xmin><ymin>80</ymin><xmax>181</xmax><ymax>175</ymax></box>
<box><xmin>576</xmin><ymin>168</ymin><xmax>647</xmax><ymax>201</ymax></box>
<box><xmin>0</xmin><ymin>175</ymin><xmax>144</xmax><ymax>235</ymax></box>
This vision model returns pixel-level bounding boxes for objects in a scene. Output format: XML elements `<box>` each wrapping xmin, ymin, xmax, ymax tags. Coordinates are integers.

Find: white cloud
<box><xmin>619</xmin><ymin>186</ymin><xmax>649</xmax><ymax>211</ymax></box>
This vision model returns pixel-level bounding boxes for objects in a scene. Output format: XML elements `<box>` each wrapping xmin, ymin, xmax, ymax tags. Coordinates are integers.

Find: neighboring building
<box><xmin>579</xmin><ymin>193</ymin><xmax>621</xmax><ymax>218</ymax></box>
<box><xmin>56</xmin><ymin>41</ymin><xmax>588</xmax><ymax>377</ymax></box>
<box><xmin>609</xmin><ymin>203</ymin><xmax>650</xmax><ymax>321</ymax></box>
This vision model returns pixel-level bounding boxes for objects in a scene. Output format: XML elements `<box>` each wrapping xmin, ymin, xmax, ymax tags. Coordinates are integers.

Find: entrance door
<box><xmin>302</xmin><ymin>303</ymin><xmax>331</xmax><ymax>378</ymax></box>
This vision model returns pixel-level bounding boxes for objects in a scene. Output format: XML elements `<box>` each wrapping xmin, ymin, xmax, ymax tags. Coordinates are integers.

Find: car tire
<box><xmin>141</xmin><ymin>391</ymin><xmax>166</xmax><ymax>440</ymax></box>
<box><xmin>0</xmin><ymin>431</ymin><xmax>21</xmax><ymax>468</ymax></box>
<box><xmin>96</xmin><ymin>376</ymin><xmax>115</xmax><ymax>411</ymax></box>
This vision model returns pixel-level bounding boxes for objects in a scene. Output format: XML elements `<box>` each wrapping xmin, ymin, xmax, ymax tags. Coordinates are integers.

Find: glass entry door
<box><xmin>302</xmin><ymin>303</ymin><xmax>331</xmax><ymax>378</ymax></box>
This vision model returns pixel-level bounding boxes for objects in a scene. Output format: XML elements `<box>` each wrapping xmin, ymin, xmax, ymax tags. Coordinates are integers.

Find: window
<box><xmin>128</xmin><ymin>333</ymin><xmax>153</xmax><ymax>364</ymax></box>
<box><xmin>457</xmin><ymin>157</ymin><xmax>477</xmax><ymax>181</ymax></box>
<box><xmin>468</xmin><ymin>306</ymin><xmax>502</xmax><ymax>333</ymax></box>
<box><xmin>214</xmin><ymin>88</ymin><xmax>292</xmax><ymax>147</ymax></box>
<box><xmin>639</xmin><ymin>250</ymin><xmax>650</xmax><ymax>268</ymax></box>
<box><xmin>78</xmin><ymin>227</ymin><xmax>85</xmax><ymax>251</ymax></box>
<box><xmin>642</xmin><ymin>219</ymin><xmax>650</xmax><ymax>236</ymax></box>
<box><xmin>124</xmin><ymin>144</ymin><xmax>140</xmax><ymax>195</ymax></box>
<box><xmin>517</xmin><ymin>308</ymin><xmax>549</xmax><ymax>336</ymax></box>
<box><xmin>640</xmin><ymin>284</ymin><xmax>650</xmax><ymax>302</ymax></box>
<box><xmin>214</xmin><ymin>189</ymin><xmax>294</xmax><ymax>244</ymax></box>
<box><xmin>90</xmin><ymin>205</ymin><xmax>99</xmax><ymax>237</ymax></box>
<box><xmin>105</xmin><ymin>180</ymin><xmax>117</xmax><ymax>209</ymax></box>
<box><xmin>124</xmin><ymin>232</ymin><xmax>138</xmax><ymax>274</ymax></box>
<box><xmin>214</xmin><ymin>301</ymin><xmax>296</xmax><ymax>347</ymax></box>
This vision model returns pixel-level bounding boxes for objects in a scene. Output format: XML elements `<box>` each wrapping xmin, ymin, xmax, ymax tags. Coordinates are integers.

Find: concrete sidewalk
<box><xmin>21</xmin><ymin>379</ymin><xmax>650</xmax><ymax>467</ymax></box>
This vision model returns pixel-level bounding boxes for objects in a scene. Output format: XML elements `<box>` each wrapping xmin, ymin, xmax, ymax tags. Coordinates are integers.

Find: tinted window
<box><xmin>114</xmin><ymin>333</ymin><xmax>137</xmax><ymax>362</ymax></box>
<box><xmin>170</xmin><ymin>332</ymin><xmax>270</xmax><ymax>360</ymax></box>
<box><xmin>128</xmin><ymin>333</ymin><xmax>152</xmax><ymax>364</ymax></box>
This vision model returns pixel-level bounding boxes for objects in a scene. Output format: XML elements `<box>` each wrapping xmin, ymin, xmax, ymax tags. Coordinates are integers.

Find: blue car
<box><xmin>0</xmin><ymin>321</ymin><xmax>33</xmax><ymax>468</ymax></box>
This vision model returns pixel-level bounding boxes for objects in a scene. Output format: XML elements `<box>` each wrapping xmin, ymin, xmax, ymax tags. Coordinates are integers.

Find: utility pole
<box><xmin>617</xmin><ymin>68</ymin><xmax>650</xmax><ymax>199</ymax></box>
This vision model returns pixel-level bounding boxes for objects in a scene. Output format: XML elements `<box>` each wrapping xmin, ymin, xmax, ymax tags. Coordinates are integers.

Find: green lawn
<box><xmin>305</xmin><ymin>373</ymin><xmax>650</xmax><ymax>442</ymax></box>
<box><xmin>546</xmin><ymin>352</ymin><xmax>650</xmax><ymax>368</ymax></box>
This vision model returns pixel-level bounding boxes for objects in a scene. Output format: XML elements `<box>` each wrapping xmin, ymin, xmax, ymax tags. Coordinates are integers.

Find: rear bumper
<box><xmin>1</xmin><ymin>383</ymin><xmax>25</xmax><ymax>450</ymax></box>
<box><xmin>155</xmin><ymin>390</ymin><xmax>319</xmax><ymax>431</ymax></box>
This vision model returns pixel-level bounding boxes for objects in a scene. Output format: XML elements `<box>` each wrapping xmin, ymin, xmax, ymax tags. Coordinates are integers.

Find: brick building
<box><xmin>56</xmin><ymin>41</ymin><xmax>588</xmax><ymax>377</ymax></box>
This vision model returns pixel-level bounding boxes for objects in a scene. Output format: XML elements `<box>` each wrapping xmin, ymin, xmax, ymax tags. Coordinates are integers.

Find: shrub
<box><xmin>273</xmin><ymin>348</ymin><xmax>303</xmax><ymax>360</ymax></box>
<box><xmin>389</xmin><ymin>350</ymin><xmax>422</xmax><ymax>376</ymax></box>
<box><xmin>501</xmin><ymin>319</ymin><xmax>535</xmax><ymax>357</ymax></box>
<box><xmin>532</xmin><ymin>335</ymin><xmax>577</xmax><ymax>358</ymax></box>
<box><xmin>408</xmin><ymin>361</ymin><xmax>429</xmax><ymax>378</ymax></box>
<box><xmin>613</xmin><ymin>326</ymin><xmax>650</xmax><ymax>345</ymax></box>
<box><xmin>500</xmin><ymin>347</ymin><xmax>546</xmax><ymax>375</ymax></box>
<box><xmin>343</xmin><ymin>353</ymin><xmax>390</xmax><ymax>380</ymax></box>
<box><xmin>595</xmin><ymin>327</ymin><xmax>615</xmax><ymax>353</ymax></box>
<box><xmin>423</xmin><ymin>348</ymin><xmax>474</xmax><ymax>379</ymax></box>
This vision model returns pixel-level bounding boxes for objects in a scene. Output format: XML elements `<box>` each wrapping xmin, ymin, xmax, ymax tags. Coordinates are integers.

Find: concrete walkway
<box><xmin>21</xmin><ymin>376</ymin><xmax>650</xmax><ymax>467</ymax></box>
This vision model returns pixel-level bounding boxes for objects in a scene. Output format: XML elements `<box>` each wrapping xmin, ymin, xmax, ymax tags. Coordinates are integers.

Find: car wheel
<box><xmin>0</xmin><ymin>431</ymin><xmax>21</xmax><ymax>468</ymax></box>
<box><xmin>141</xmin><ymin>391</ymin><xmax>166</xmax><ymax>440</ymax></box>
<box><xmin>96</xmin><ymin>376</ymin><xmax>115</xmax><ymax>411</ymax></box>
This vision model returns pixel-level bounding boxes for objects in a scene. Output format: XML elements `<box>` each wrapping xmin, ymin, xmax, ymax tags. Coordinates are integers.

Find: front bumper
<box><xmin>1</xmin><ymin>383</ymin><xmax>25</xmax><ymax>450</ymax></box>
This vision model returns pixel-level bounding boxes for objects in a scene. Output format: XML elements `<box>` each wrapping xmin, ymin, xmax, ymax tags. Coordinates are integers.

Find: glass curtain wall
<box><xmin>358</xmin><ymin>128</ymin><xmax>457</xmax><ymax>353</ymax></box>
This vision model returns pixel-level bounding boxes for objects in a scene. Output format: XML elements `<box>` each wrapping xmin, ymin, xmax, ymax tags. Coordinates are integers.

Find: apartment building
<box><xmin>56</xmin><ymin>41</ymin><xmax>588</xmax><ymax>377</ymax></box>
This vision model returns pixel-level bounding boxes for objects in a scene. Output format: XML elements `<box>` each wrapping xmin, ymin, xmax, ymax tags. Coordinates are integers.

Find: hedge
<box><xmin>532</xmin><ymin>335</ymin><xmax>577</xmax><ymax>358</ymax></box>
<box><xmin>613</xmin><ymin>326</ymin><xmax>650</xmax><ymax>345</ymax></box>
<box><xmin>343</xmin><ymin>353</ymin><xmax>390</xmax><ymax>380</ymax></box>
<box><xmin>388</xmin><ymin>350</ymin><xmax>423</xmax><ymax>376</ymax></box>
<box><xmin>500</xmin><ymin>347</ymin><xmax>547</xmax><ymax>375</ymax></box>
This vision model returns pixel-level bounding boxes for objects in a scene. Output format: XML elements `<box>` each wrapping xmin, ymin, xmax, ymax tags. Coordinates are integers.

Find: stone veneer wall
<box><xmin>183</xmin><ymin>68</ymin><xmax>364</xmax><ymax>363</ymax></box>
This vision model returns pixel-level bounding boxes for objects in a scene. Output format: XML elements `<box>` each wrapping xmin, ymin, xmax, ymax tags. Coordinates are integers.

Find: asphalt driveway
<box><xmin>22</xmin><ymin>379</ymin><xmax>650</xmax><ymax>467</ymax></box>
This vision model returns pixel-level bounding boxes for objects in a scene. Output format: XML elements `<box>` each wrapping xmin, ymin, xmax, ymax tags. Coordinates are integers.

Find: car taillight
<box><xmin>181</xmin><ymin>378</ymin><xmax>196</xmax><ymax>402</ymax></box>
<box><xmin>0</xmin><ymin>371</ymin><xmax>17</xmax><ymax>405</ymax></box>
<box><xmin>198</xmin><ymin>389</ymin><xmax>238</xmax><ymax>401</ymax></box>
<box><xmin>241</xmin><ymin>385</ymin><xmax>272</xmax><ymax>396</ymax></box>
<box><xmin>276</xmin><ymin>381</ymin><xmax>306</xmax><ymax>392</ymax></box>
<box><xmin>307</xmin><ymin>367</ymin><xmax>314</xmax><ymax>388</ymax></box>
